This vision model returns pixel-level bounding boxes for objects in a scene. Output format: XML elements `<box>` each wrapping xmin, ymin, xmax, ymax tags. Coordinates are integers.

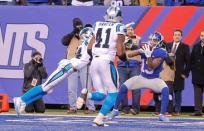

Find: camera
<box><xmin>34</xmin><ymin>57</ymin><xmax>43</xmax><ymax>64</ymax></box>
<box><xmin>124</xmin><ymin>39</ymin><xmax>133</xmax><ymax>49</ymax></box>
<box><xmin>38</xmin><ymin>58</ymin><xmax>43</xmax><ymax>63</ymax></box>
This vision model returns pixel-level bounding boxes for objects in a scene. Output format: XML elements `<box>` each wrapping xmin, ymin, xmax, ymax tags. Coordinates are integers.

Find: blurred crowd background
<box><xmin>0</xmin><ymin>0</ymin><xmax>204</xmax><ymax>6</ymax></box>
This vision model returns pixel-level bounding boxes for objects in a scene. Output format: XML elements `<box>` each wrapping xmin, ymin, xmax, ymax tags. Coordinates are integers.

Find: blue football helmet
<box><xmin>149</xmin><ymin>32</ymin><xmax>164</xmax><ymax>47</ymax></box>
<box><xmin>104</xmin><ymin>6</ymin><xmax>122</xmax><ymax>23</ymax></box>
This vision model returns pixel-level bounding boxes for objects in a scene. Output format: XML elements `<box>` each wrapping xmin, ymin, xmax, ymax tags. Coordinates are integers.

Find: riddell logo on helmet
<box><xmin>0</xmin><ymin>24</ymin><xmax>48</xmax><ymax>79</ymax></box>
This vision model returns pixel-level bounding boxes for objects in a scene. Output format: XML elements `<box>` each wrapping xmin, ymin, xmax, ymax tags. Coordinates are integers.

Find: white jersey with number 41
<box><xmin>92</xmin><ymin>21</ymin><xmax>125</xmax><ymax>61</ymax></box>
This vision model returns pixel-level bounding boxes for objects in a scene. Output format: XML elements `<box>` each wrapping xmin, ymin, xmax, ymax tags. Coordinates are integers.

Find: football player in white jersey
<box><xmin>108</xmin><ymin>32</ymin><xmax>170</xmax><ymax>122</ymax></box>
<box><xmin>13</xmin><ymin>27</ymin><xmax>94</xmax><ymax>115</ymax></box>
<box><xmin>76</xmin><ymin>6</ymin><xmax>126</xmax><ymax>126</ymax></box>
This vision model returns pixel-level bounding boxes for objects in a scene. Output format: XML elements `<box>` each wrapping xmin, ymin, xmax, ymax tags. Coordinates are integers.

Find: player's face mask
<box><xmin>79</xmin><ymin>27</ymin><xmax>94</xmax><ymax>42</ymax></box>
<box><xmin>148</xmin><ymin>32</ymin><xmax>163</xmax><ymax>47</ymax></box>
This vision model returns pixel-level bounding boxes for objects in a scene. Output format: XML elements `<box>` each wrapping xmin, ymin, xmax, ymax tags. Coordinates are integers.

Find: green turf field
<box><xmin>2</xmin><ymin>108</ymin><xmax>203</xmax><ymax>119</ymax></box>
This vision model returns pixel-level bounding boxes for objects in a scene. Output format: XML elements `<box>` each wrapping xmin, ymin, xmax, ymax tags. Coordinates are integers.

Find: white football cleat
<box><xmin>92</xmin><ymin>117</ymin><xmax>108</xmax><ymax>127</ymax></box>
<box><xmin>13</xmin><ymin>97</ymin><xmax>26</xmax><ymax>115</ymax></box>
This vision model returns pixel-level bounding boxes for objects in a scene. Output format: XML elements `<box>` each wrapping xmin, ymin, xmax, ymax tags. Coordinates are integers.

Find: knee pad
<box><xmin>100</xmin><ymin>92</ymin><xmax>118</xmax><ymax>115</ymax></box>
<box><xmin>58</xmin><ymin>59</ymin><xmax>70</xmax><ymax>69</ymax></box>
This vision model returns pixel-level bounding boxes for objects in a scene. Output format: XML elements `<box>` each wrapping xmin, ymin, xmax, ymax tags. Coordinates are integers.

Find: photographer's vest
<box><xmin>66</xmin><ymin>36</ymin><xmax>81</xmax><ymax>60</ymax></box>
<box><xmin>160</xmin><ymin>61</ymin><xmax>175</xmax><ymax>82</ymax></box>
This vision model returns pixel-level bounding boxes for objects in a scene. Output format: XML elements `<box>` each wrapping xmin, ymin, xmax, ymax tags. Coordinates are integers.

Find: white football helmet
<box><xmin>104</xmin><ymin>6</ymin><xmax>122</xmax><ymax>23</ymax></box>
<box><xmin>79</xmin><ymin>27</ymin><xmax>94</xmax><ymax>42</ymax></box>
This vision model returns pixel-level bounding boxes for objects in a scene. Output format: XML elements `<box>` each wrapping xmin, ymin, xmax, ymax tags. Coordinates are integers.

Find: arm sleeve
<box><xmin>190</xmin><ymin>45</ymin><xmax>196</xmax><ymax>70</ymax></box>
<box><xmin>24</xmin><ymin>63</ymin><xmax>35</xmax><ymax>79</ymax></box>
<box><xmin>61</xmin><ymin>32</ymin><xmax>75</xmax><ymax>46</ymax></box>
<box><xmin>183</xmin><ymin>45</ymin><xmax>191</xmax><ymax>77</ymax></box>
<box><xmin>38</xmin><ymin>66</ymin><xmax>48</xmax><ymax>79</ymax></box>
<box><xmin>115</xmin><ymin>23</ymin><xmax>126</xmax><ymax>35</ymax></box>
<box><xmin>165</xmin><ymin>54</ymin><xmax>174</xmax><ymax>66</ymax></box>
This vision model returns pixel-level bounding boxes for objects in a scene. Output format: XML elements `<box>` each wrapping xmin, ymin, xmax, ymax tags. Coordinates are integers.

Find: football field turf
<box><xmin>1</xmin><ymin>109</ymin><xmax>204</xmax><ymax>131</ymax></box>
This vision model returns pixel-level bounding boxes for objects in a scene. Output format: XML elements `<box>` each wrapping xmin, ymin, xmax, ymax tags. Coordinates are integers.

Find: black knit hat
<box><xmin>31</xmin><ymin>51</ymin><xmax>41</xmax><ymax>58</ymax></box>
<box><xmin>73</xmin><ymin>18</ymin><xmax>83</xmax><ymax>28</ymax></box>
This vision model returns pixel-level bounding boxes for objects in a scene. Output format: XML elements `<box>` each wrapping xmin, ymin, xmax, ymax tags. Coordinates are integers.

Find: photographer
<box><xmin>23</xmin><ymin>51</ymin><xmax>48</xmax><ymax>113</ymax></box>
<box><xmin>118</xmin><ymin>25</ymin><xmax>141</xmax><ymax>115</ymax></box>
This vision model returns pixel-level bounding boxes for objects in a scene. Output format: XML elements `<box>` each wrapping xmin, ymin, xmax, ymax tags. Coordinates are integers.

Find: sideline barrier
<box><xmin>0</xmin><ymin>94</ymin><xmax>9</xmax><ymax>112</ymax></box>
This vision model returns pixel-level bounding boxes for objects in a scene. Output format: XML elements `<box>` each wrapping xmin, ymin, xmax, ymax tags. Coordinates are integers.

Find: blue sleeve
<box><xmin>153</xmin><ymin>48</ymin><xmax>167</xmax><ymax>60</ymax></box>
<box><xmin>140</xmin><ymin>53</ymin><xmax>146</xmax><ymax>59</ymax></box>
<box><xmin>116</xmin><ymin>23</ymin><xmax>125</xmax><ymax>35</ymax></box>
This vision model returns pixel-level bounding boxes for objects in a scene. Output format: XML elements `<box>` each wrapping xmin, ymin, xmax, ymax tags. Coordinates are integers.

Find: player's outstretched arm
<box><xmin>128</xmin><ymin>49</ymin><xmax>143</xmax><ymax>58</ymax></box>
<box><xmin>147</xmin><ymin>57</ymin><xmax>163</xmax><ymax>70</ymax></box>
<box><xmin>87</xmin><ymin>36</ymin><xmax>95</xmax><ymax>57</ymax></box>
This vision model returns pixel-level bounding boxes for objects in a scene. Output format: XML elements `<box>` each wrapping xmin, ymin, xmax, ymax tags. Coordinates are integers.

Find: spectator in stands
<box><xmin>71</xmin><ymin>0</ymin><xmax>93</xmax><ymax>6</ymax></box>
<box><xmin>138</xmin><ymin>0</ymin><xmax>157</xmax><ymax>6</ymax></box>
<box><xmin>26</xmin><ymin>0</ymin><xmax>49</xmax><ymax>5</ymax></box>
<box><xmin>118</xmin><ymin>25</ymin><xmax>141</xmax><ymax>115</ymax></box>
<box><xmin>164</xmin><ymin>0</ymin><xmax>184</xmax><ymax>6</ymax></box>
<box><xmin>23</xmin><ymin>51</ymin><xmax>48</xmax><ymax>113</ymax></box>
<box><xmin>49</xmin><ymin>0</ymin><xmax>63</xmax><ymax>5</ymax></box>
<box><xmin>16</xmin><ymin>0</ymin><xmax>27</xmax><ymax>5</ymax></box>
<box><xmin>190</xmin><ymin>30</ymin><xmax>204</xmax><ymax>116</ymax></box>
<box><xmin>153</xmin><ymin>41</ymin><xmax>174</xmax><ymax>116</ymax></box>
<box><xmin>166</xmin><ymin>29</ymin><xmax>190</xmax><ymax>116</ymax></box>
<box><xmin>104</xmin><ymin>0</ymin><xmax>131</xmax><ymax>6</ymax></box>
<box><xmin>0</xmin><ymin>0</ymin><xmax>16</xmax><ymax>5</ymax></box>
<box><xmin>61</xmin><ymin>18</ymin><xmax>95</xmax><ymax>114</ymax></box>
<box><xmin>26</xmin><ymin>0</ymin><xmax>63</xmax><ymax>5</ymax></box>
<box><xmin>184</xmin><ymin>0</ymin><xmax>204</xmax><ymax>6</ymax></box>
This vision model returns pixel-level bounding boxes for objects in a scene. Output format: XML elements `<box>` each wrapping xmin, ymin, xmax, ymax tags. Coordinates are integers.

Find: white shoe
<box><xmin>76</xmin><ymin>97</ymin><xmax>85</xmax><ymax>109</ymax></box>
<box><xmin>92</xmin><ymin>118</ymin><xmax>108</xmax><ymax>127</ymax></box>
<box><xmin>13</xmin><ymin>97</ymin><xmax>26</xmax><ymax>115</ymax></box>
<box><xmin>159</xmin><ymin>114</ymin><xmax>170</xmax><ymax>122</ymax></box>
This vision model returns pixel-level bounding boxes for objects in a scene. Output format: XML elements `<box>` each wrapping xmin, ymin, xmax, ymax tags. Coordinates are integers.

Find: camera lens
<box><xmin>39</xmin><ymin>58</ymin><xmax>43</xmax><ymax>62</ymax></box>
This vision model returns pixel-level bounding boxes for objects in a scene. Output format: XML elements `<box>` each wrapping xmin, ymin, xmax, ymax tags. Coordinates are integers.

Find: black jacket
<box><xmin>61</xmin><ymin>30</ymin><xmax>80</xmax><ymax>47</ymax></box>
<box><xmin>23</xmin><ymin>60</ymin><xmax>48</xmax><ymax>92</ymax></box>
<box><xmin>166</xmin><ymin>42</ymin><xmax>191</xmax><ymax>90</ymax></box>
<box><xmin>190</xmin><ymin>42</ymin><xmax>204</xmax><ymax>86</ymax></box>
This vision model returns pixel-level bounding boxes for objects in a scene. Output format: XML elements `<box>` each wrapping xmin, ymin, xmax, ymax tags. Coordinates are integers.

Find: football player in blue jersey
<box><xmin>108</xmin><ymin>32</ymin><xmax>170</xmax><ymax>122</ymax></box>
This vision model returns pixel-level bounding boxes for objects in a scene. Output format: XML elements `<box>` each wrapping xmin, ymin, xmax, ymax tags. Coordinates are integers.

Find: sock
<box><xmin>95</xmin><ymin>113</ymin><xmax>104</xmax><ymax>121</ymax></box>
<box><xmin>160</xmin><ymin>87</ymin><xmax>169</xmax><ymax>115</ymax></box>
<box><xmin>21</xmin><ymin>85</ymin><xmax>46</xmax><ymax>105</ymax></box>
<box><xmin>114</xmin><ymin>84</ymin><xmax>128</xmax><ymax>110</ymax></box>
<box><xmin>100</xmin><ymin>92</ymin><xmax>118</xmax><ymax>115</ymax></box>
<box><xmin>89</xmin><ymin>92</ymin><xmax>106</xmax><ymax>101</ymax></box>
<box><xmin>93</xmin><ymin>113</ymin><xmax>105</xmax><ymax>124</ymax></box>
<box><xmin>25</xmin><ymin>92</ymin><xmax>46</xmax><ymax>105</ymax></box>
